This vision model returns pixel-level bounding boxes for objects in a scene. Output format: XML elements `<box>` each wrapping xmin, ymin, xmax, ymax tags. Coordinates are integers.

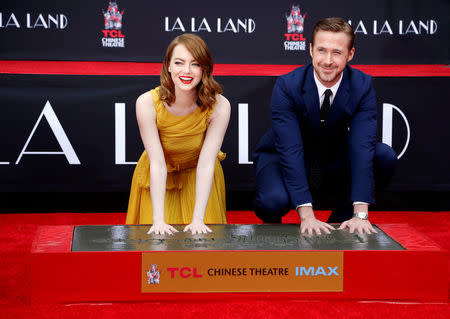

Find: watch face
<box><xmin>355</xmin><ymin>212</ymin><xmax>368</xmax><ymax>219</ymax></box>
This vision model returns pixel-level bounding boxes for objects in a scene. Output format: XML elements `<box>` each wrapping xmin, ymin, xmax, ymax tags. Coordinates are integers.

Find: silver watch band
<box><xmin>353</xmin><ymin>211</ymin><xmax>369</xmax><ymax>220</ymax></box>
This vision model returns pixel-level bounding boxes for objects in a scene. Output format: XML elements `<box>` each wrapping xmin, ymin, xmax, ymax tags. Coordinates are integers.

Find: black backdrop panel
<box><xmin>373</xmin><ymin>77</ymin><xmax>450</xmax><ymax>191</ymax></box>
<box><xmin>0</xmin><ymin>74</ymin><xmax>449</xmax><ymax>192</ymax></box>
<box><xmin>0</xmin><ymin>0</ymin><xmax>448</xmax><ymax>64</ymax></box>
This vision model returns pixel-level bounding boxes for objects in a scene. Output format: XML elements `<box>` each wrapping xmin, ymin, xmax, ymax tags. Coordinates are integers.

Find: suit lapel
<box><xmin>303</xmin><ymin>67</ymin><xmax>321</xmax><ymax>136</ymax></box>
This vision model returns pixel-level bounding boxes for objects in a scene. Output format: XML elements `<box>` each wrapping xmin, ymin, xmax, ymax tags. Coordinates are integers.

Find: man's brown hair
<box><xmin>311</xmin><ymin>17</ymin><xmax>355</xmax><ymax>50</ymax></box>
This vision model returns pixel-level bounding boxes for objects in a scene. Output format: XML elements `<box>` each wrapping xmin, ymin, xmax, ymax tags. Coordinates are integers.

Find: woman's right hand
<box><xmin>147</xmin><ymin>222</ymin><xmax>179</xmax><ymax>235</ymax></box>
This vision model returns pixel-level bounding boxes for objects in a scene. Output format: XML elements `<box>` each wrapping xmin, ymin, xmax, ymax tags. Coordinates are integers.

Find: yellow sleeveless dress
<box><xmin>126</xmin><ymin>87</ymin><xmax>227</xmax><ymax>224</ymax></box>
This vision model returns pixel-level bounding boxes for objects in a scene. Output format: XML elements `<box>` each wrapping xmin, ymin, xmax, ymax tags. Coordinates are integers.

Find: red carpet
<box><xmin>0</xmin><ymin>211</ymin><xmax>448</xmax><ymax>318</ymax></box>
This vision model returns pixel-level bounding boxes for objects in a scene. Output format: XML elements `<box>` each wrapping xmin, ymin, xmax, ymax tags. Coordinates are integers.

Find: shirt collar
<box><xmin>313</xmin><ymin>70</ymin><xmax>343</xmax><ymax>104</ymax></box>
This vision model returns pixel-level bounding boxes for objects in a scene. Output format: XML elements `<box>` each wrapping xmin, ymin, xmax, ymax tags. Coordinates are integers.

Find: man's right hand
<box><xmin>147</xmin><ymin>222</ymin><xmax>179</xmax><ymax>235</ymax></box>
<box><xmin>297</xmin><ymin>206</ymin><xmax>334</xmax><ymax>235</ymax></box>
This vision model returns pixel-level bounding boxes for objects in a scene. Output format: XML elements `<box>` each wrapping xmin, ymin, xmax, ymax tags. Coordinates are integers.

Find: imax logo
<box><xmin>295</xmin><ymin>266</ymin><xmax>339</xmax><ymax>276</ymax></box>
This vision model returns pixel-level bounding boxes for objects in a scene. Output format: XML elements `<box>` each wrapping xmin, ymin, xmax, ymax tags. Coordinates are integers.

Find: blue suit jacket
<box><xmin>254</xmin><ymin>63</ymin><xmax>377</xmax><ymax>207</ymax></box>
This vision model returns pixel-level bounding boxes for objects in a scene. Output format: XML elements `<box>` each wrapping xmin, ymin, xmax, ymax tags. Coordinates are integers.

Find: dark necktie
<box><xmin>320</xmin><ymin>89</ymin><xmax>332</xmax><ymax>125</ymax></box>
<box><xmin>310</xmin><ymin>89</ymin><xmax>332</xmax><ymax>190</ymax></box>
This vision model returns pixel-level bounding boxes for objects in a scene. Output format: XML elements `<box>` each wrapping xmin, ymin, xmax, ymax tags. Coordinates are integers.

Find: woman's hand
<box><xmin>183</xmin><ymin>220</ymin><xmax>212</xmax><ymax>235</ymax></box>
<box><xmin>147</xmin><ymin>222</ymin><xmax>179</xmax><ymax>235</ymax></box>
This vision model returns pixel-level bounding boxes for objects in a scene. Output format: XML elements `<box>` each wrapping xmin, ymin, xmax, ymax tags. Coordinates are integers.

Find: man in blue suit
<box><xmin>253</xmin><ymin>17</ymin><xmax>397</xmax><ymax>235</ymax></box>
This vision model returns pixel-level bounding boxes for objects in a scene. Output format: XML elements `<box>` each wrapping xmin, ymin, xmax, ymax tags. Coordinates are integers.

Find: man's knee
<box><xmin>375</xmin><ymin>142</ymin><xmax>397</xmax><ymax>172</ymax></box>
<box><xmin>374</xmin><ymin>143</ymin><xmax>397</xmax><ymax>189</ymax></box>
<box><xmin>255</xmin><ymin>189</ymin><xmax>290</xmax><ymax>217</ymax></box>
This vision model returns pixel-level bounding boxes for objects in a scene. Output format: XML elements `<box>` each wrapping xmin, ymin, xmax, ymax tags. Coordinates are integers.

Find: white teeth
<box><xmin>180</xmin><ymin>76</ymin><xmax>193</xmax><ymax>81</ymax></box>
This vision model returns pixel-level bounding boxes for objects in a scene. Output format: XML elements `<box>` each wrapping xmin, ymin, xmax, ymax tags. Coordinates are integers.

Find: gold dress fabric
<box><xmin>126</xmin><ymin>87</ymin><xmax>227</xmax><ymax>224</ymax></box>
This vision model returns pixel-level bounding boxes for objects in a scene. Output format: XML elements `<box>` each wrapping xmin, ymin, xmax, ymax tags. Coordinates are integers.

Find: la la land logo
<box><xmin>284</xmin><ymin>4</ymin><xmax>307</xmax><ymax>51</ymax></box>
<box><xmin>101</xmin><ymin>1</ymin><xmax>125</xmax><ymax>48</ymax></box>
<box><xmin>0</xmin><ymin>13</ymin><xmax>68</xmax><ymax>29</ymax></box>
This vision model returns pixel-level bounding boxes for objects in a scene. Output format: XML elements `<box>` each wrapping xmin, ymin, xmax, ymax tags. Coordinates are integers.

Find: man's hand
<box><xmin>298</xmin><ymin>206</ymin><xmax>334</xmax><ymax>235</ymax></box>
<box><xmin>301</xmin><ymin>217</ymin><xmax>335</xmax><ymax>235</ymax></box>
<box><xmin>338</xmin><ymin>217</ymin><xmax>377</xmax><ymax>234</ymax></box>
<box><xmin>183</xmin><ymin>220</ymin><xmax>212</xmax><ymax>235</ymax></box>
<box><xmin>147</xmin><ymin>222</ymin><xmax>179</xmax><ymax>235</ymax></box>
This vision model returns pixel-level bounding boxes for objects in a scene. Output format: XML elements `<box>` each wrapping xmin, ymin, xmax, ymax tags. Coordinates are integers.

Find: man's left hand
<box><xmin>338</xmin><ymin>217</ymin><xmax>377</xmax><ymax>234</ymax></box>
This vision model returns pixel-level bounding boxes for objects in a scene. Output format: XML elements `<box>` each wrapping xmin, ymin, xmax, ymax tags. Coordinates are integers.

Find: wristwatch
<box><xmin>353</xmin><ymin>211</ymin><xmax>369</xmax><ymax>220</ymax></box>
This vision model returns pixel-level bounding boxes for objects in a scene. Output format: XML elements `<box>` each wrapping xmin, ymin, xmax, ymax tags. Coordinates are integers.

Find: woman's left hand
<box><xmin>183</xmin><ymin>221</ymin><xmax>213</xmax><ymax>234</ymax></box>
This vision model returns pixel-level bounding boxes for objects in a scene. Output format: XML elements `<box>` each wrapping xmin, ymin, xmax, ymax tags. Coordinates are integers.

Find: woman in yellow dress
<box><xmin>126</xmin><ymin>34</ymin><xmax>230</xmax><ymax>235</ymax></box>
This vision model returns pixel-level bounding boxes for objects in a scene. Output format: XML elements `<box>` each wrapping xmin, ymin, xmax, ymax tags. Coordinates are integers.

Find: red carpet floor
<box><xmin>0</xmin><ymin>211</ymin><xmax>448</xmax><ymax>318</ymax></box>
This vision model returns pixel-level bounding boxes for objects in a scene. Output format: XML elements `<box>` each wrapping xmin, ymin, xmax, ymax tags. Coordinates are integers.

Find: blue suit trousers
<box><xmin>254</xmin><ymin>143</ymin><xmax>397</xmax><ymax>223</ymax></box>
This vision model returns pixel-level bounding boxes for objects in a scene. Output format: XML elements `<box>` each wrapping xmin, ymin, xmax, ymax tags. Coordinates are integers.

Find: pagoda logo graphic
<box><xmin>101</xmin><ymin>1</ymin><xmax>125</xmax><ymax>48</ymax></box>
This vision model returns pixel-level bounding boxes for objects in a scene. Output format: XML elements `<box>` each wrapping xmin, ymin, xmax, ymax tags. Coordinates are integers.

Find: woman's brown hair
<box><xmin>159</xmin><ymin>34</ymin><xmax>222</xmax><ymax>110</ymax></box>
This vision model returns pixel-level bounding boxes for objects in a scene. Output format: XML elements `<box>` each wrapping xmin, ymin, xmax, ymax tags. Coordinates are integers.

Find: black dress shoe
<box><xmin>326</xmin><ymin>201</ymin><xmax>354</xmax><ymax>223</ymax></box>
<box><xmin>261</xmin><ymin>216</ymin><xmax>282</xmax><ymax>224</ymax></box>
<box><xmin>254</xmin><ymin>209</ymin><xmax>283</xmax><ymax>224</ymax></box>
<box><xmin>326</xmin><ymin>209</ymin><xmax>353</xmax><ymax>223</ymax></box>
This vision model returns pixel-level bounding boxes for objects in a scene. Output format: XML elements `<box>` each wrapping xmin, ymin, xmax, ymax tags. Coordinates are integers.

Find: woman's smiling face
<box><xmin>168</xmin><ymin>44</ymin><xmax>203</xmax><ymax>92</ymax></box>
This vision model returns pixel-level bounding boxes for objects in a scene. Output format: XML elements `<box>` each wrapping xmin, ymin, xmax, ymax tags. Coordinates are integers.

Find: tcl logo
<box><xmin>101</xmin><ymin>30</ymin><xmax>125</xmax><ymax>38</ymax></box>
<box><xmin>167</xmin><ymin>267</ymin><xmax>203</xmax><ymax>278</ymax></box>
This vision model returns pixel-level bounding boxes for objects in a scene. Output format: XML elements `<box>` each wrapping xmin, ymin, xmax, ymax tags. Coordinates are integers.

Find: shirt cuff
<box><xmin>353</xmin><ymin>201</ymin><xmax>369</xmax><ymax>205</ymax></box>
<box><xmin>296</xmin><ymin>203</ymin><xmax>312</xmax><ymax>210</ymax></box>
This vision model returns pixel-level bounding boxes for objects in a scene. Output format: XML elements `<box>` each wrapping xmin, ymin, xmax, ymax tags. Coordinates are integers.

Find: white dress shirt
<box><xmin>314</xmin><ymin>71</ymin><xmax>342</xmax><ymax>108</ymax></box>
